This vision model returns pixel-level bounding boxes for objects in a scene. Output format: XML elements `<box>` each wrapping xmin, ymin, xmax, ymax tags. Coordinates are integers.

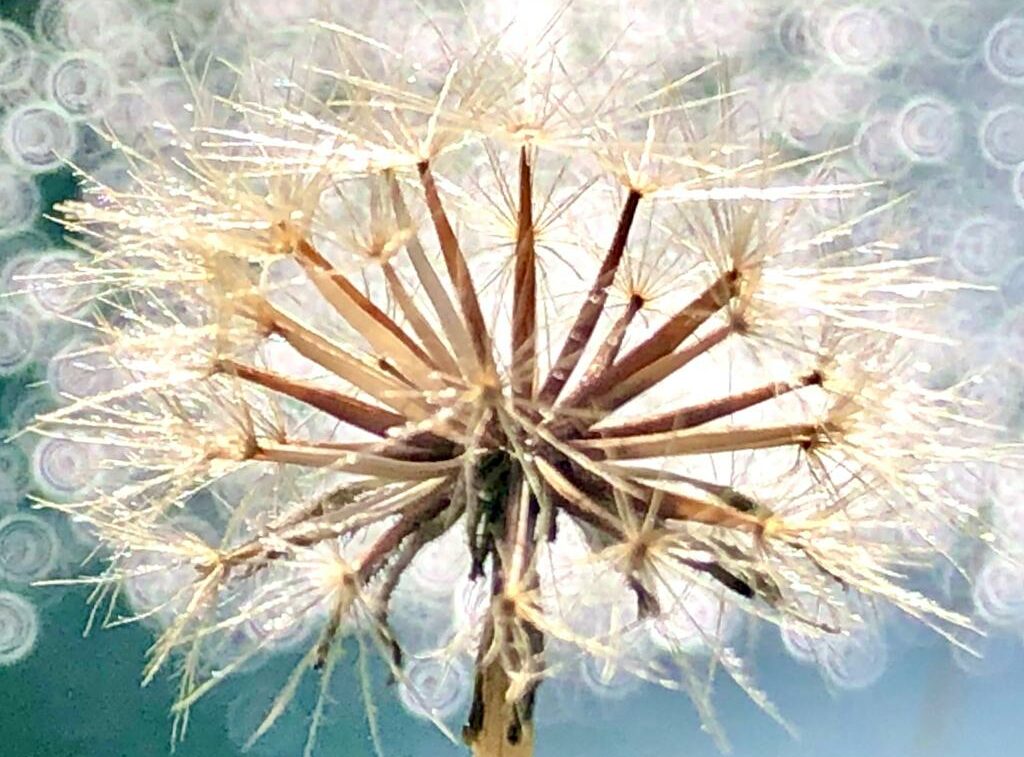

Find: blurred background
<box><xmin>2</xmin><ymin>1</ymin><xmax>1024</xmax><ymax>755</ymax></box>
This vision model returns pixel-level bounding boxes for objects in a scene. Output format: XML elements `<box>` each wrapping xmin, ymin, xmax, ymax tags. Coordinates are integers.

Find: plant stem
<box><xmin>466</xmin><ymin>660</ymin><xmax>535</xmax><ymax>757</ymax></box>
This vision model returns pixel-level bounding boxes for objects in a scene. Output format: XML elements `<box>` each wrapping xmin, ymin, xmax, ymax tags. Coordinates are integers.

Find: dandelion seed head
<box><xmin>17</xmin><ymin>3</ymin><xmax>1020</xmax><ymax>754</ymax></box>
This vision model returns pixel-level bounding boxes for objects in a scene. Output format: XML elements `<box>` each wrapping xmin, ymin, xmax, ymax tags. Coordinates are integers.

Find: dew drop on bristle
<box><xmin>979</xmin><ymin>104</ymin><xmax>1024</xmax><ymax>169</ymax></box>
<box><xmin>822</xmin><ymin>6</ymin><xmax>893</xmax><ymax>72</ymax></box>
<box><xmin>47</xmin><ymin>340</ymin><xmax>122</xmax><ymax>403</ymax></box>
<box><xmin>578</xmin><ymin>654</ymin><xmax>640</xmax><ymax>699</ymax></box>
<box><xmin>820</xmin><ymin>629</ymin><xmax>889</xmax><ymax>690</ymax></box>
<box><xmin>1</xmin><ymin>251</ymin><xmax>40</xmax><ymax>299</ymax></box>
<box><xmin>0</xmin><ymin>512</ymin><xmax>60</xmax><ymax>584</ymax></box>
<box><xmin>780</xmin><ymin>619</ymin><xmax>822</xmax><ymax>664</ymax></box>
<box><xmin>0</xmin><ymin>305</ymin><xmax>37</xmax><ymax>376</ymax></box>
<box><xmin>405</xmin><ymin>525</ymin><xmax>472</xmax><ymax>596</ymax></box>
<box><xmin>46</xmin><ymin>54</ymin><xmax>113</xmax><ymax>119</ymax></box>
<box><xmin>397</xmin><ymin>655</ymin><xmax>470</xmax><ymax>721</ymax></box>
<box><xmin>0</xmin><ymin>591</ymin><xmax>38</xmax><ymax>666</ymax></box>
<box><xmin>895</xmin><ymin>96</ymin><xmax>961</xmax><ymax>164</ymax></box>
<box><xmin>30</xmin><ymin>437</ymin><xmax>96</xmax><ymax>499</ymax></box>
<box><xmin>973</xmin><ymin>556</ymin><xmax>1024</xmax><ymax>628</ymax></box>
<box><xmin>25</xmin><ymin>250</ymin><xmax>93</xmax><ymax>319</ymax></box>
<box><xmin>985</xmin><ymin>17</ymin><xmax>1024</xmax><ymax>85</ymax></box>
<box><xmin>122</xmin><ymin>549</ymin><xmax>195</xmax><ymax>627</ymax></box>
<box><xmin>0</xmin><ymin>21</ymin><xmax>34</xmax><ymax>91</ymax></box>
<box><xmin>950</xmin><ymin>215</ymin><xmax>1016</xmax><ymax>280</ymax></box>
<box><xmin>854</xmin><ymin>114</ymin><xmax>911</xmax><ymax>180</ymax></box>
<box><xmin>2</xmin><ymin>102</ymin><xmax>78</xmax><ymax>174</ymax></box>
<box><xmin>926</xmin><ymin>2</ymin><xmax>989</xmax><ymax>63</ymax></box>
